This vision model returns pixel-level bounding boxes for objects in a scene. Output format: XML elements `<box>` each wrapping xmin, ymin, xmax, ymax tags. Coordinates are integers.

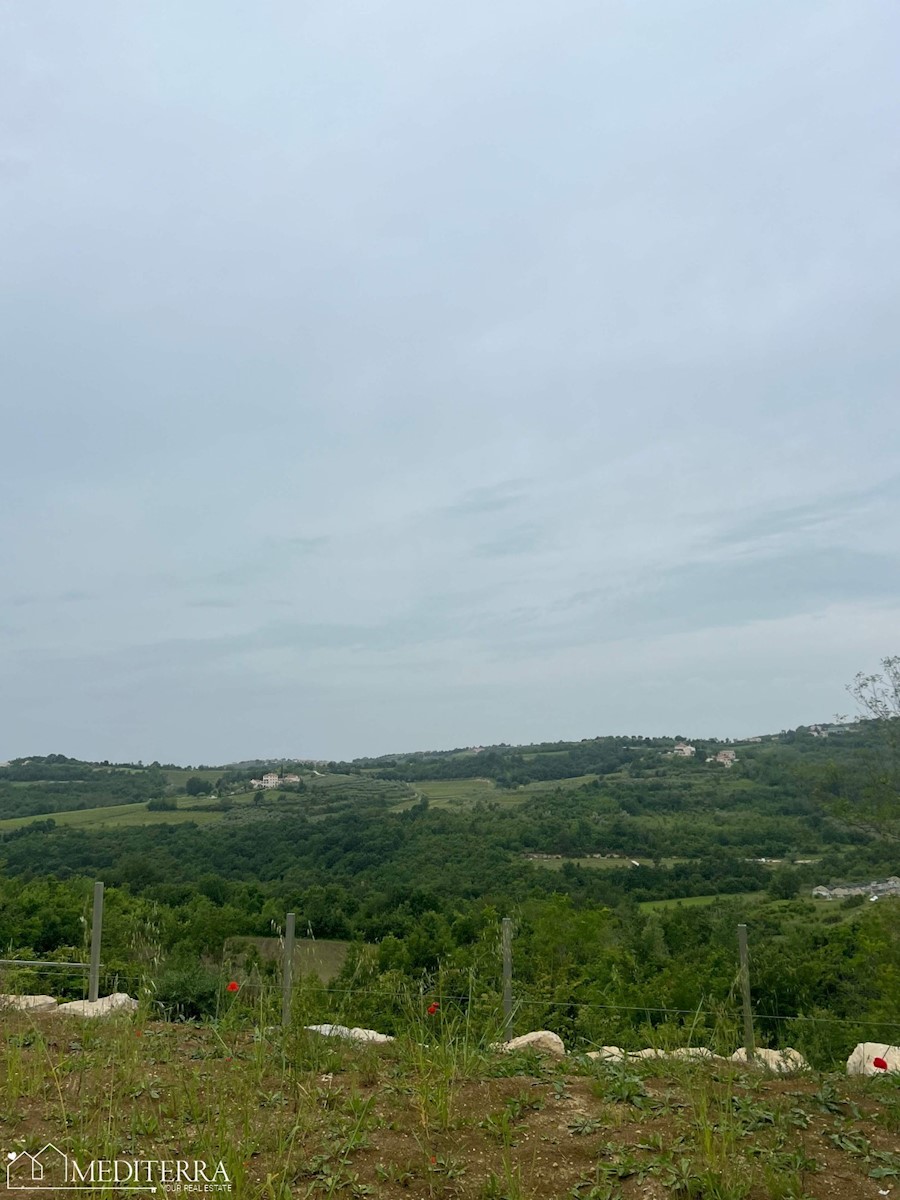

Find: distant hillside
<box><xmin>0</xmin><ymin>720</ymin><xmax>896</xmax><ymax>1068</ymax></box>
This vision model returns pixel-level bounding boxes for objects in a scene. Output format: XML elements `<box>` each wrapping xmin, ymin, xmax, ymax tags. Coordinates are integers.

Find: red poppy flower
<box><xmin>873</xmin><ymin>1056</ymin><xmax>888</xmax><ymax>1070</ymax></box>
<box><xmin>226</xmin><ymin>981</ymin><xmax>240</xmax><ymax>993</ymax></box>
<box><xmin>427</xmin><ymin>1002</ymin><xmax>439</xmax><ymax>1015</ymax></box>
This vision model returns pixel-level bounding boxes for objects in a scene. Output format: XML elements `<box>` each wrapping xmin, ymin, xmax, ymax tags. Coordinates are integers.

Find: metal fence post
<box><xmin>738</xmin><ymin>923</ymin><xmax>755</xmax><ymax>1061</ymax></box>
<box><xmin>282</xmin><ymin>912</ymin><xmax>296</xmax><ymax>1029</ymax></box>
<box><xmin>88</xmin><ymin>882</ymin><xmax>104</xmax><ymax>1003</ymax></box>
<box><xmin>501</xmin><ymin>916</ymin><xmax>513</xmax><ymax>1042</ymax></box>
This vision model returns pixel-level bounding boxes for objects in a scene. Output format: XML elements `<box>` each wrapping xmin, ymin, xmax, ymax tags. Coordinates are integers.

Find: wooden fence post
<box><xmin>501</xmin><ymin>916</ymin><xmax>513</xmax><ymax>1042</ymax></box>
<box><xmin>738</xmin><ymin>923</ymin><xmax>755</xmax><ymax>1061</ymax></box>
<box><xmin>88</xmin><ymin>882</ymin><xmax>104</xmax><ymax>1003</ymax></box>
<box><xmin>282</xmin><ymin>912</ymin><xmax>296</xmax><ymax>1029</ymax></box>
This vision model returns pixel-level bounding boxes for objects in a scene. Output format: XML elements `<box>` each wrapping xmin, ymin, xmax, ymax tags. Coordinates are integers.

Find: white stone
<box><xmin>730</xmin><ymin>1047</ymin><xmax>807</xmax><ymax>1073</ymax></box>
<box><xmin>304</xmin><ymin>1023</ymin><xmax>394</xmax><ymax>1044</ymax></box>
<box><xmin>56</xmin><ymin>993</ymin><xmax>138</xmax><ymax>1018</ymax></box>
<box><xmin>587</xmin><ymin>1046</ymin><xmax>717</xmax><ymax>1063</ymax></box>
<box><xmin>846</xmin><ymin>1042</ymin><xmax>900</xmax><ymax>1076</ymax></box>
<box><xmin>493</xmin><ymin>1030</ymin><xmax>566</xmax><ymax>1057</ymax></box>
<box><xmin>0</xmin><ymin>994</ymin><xmax>57</xmax><ymax>1013</ymax></box>
<box><xmin>585</xmin><ymin>1046</ymin><xmax>625</xmax><ymax>1062</ymax></box>
<box><xmin>347</xmin><ymin>1026</ymin><xmax>394</xmax><ymax>1044</ymax></box>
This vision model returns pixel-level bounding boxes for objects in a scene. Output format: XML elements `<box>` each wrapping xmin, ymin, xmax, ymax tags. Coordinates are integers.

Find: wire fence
<box><xmin>195</xmin><ymin>981</ymin><xmax>900</xmax><ymax>1031</ymax></box>
<box><xmin>2</xmin><ymin>885</ymin><xmax>897</xmax><ymax>1064</ymax></box>
<box><xmin>6</xmin><ymin>971</ymin><xmax>895</xmax><ymax>1032</ymax></box>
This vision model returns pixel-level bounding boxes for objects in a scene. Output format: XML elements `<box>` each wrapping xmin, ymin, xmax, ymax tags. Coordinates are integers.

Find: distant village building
<box><xmin>707</xmin><ymin>749</ymin><xmax>737</xmax><ymax>767</ymax></box>
<box><xmin>812</xmin><ymin>877</ymin><xmax>900</xmax><ymax>901</ymax></box>
<box><xmin>250</xmin><ymin>773</ymin><xmax>281</xmax><ymax>789</ymax></box>
<box><xmin>672</xmin><ymin>743</ymin><xmax>695</xmax><ymax>758</ymax></box>
<box><xmin>249</xmin><ymin>771</ymin><xmax>302</xmax><ymax>790</ymax></box>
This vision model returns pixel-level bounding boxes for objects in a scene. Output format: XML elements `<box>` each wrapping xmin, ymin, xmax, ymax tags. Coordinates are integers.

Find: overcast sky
<box><xmin>2</xmin><ymin>1</ymin><xmax>899</xmax><ymax>764</ymax></box>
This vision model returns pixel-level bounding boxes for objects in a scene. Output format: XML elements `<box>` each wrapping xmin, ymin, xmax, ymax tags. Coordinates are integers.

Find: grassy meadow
<box><xmin>224</xmin><ymin>937</ymin><xmax>352</xmax><ymax>984</ymax></box>
<box><xmin>639</xmin><ymin>892</ymin><xmax>768</xmax><ymax>911</ymax></box>
<box><xmin>0</xmin><ymin>801</ymin><xmax>223</xmax><ymax>831</ymax></box>
<box><xmin>0</xmin><ymin>1007</ymin><xmax>897</xmax><ymax>1200</ymax></box>
<box><xmin>531</xmin><ymin>856</ymin><xmax>691</xmax><ymax>871</ymax></box>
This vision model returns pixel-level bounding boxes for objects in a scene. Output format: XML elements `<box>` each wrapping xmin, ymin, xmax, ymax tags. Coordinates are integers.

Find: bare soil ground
<box><xmin>0</xmin><ymin>1014</ymin><xmax>897</xmax><ymax>1199</ymax></box>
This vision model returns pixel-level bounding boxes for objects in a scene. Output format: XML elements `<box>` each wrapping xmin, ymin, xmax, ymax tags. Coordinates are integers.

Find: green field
<box><xmin>224</xmin><ymin>936</ymin><xmax>351</xmax><ymax>982</ymax></box>
<box><xmin>0</xmin><ymin>799</ymin><xmax>230</xmax><ymax>831</ymax></box>
<box><xmin>392</xmin><ymin>775</ymin><xmax>602</xmax><ymax>812</ymax></box>
<box><xmin>522</xmin><ymin>773</ymin><xmax>600</xmax><ymax>791</ymax></box>
<box><xmin>530</xmin><ymin>855</ymin><xmax>690</xmax><ymax>871</ymax></box>
<box><xmin>162</xmin><ymin>767</ymin><xmax>222</xmax><ymax>788</ymax></box>
<box><xmin>639</xmin><ymin>891</ymin><xmax>767</xmax><ymax>911</ymax></box>
<box><xmin>0</xmin><ymin>773</ymin><xmax>400</xmax><ymax>831</ymax></box>
<box><xmin>391</xmin><ymin>778</ymin><xmax>499</xmax><ymax>810</ymax></box>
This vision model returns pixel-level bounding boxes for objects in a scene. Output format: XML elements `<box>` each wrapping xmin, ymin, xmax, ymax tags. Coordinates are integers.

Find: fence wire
<box><xmin>7</xmin><ymin>970</ymin><xmax>893</xmax><ymax>1032</ymax></box>
<box><xmin>204</xmin><ymin>978</ymin><xmax>900</xmax><ymax>1032</ymax></box>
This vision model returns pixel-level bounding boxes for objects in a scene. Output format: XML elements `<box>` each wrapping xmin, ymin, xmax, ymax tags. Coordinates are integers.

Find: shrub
<box><xmin>152</xmin><ymin>961</ymin><xmax>221</xmax><ymax>1020</ymax></box>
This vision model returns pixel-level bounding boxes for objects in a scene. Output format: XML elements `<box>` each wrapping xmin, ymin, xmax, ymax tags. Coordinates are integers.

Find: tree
<box><xmin>768</xmin><ymin>865</ymin><xmax>800</xmax><ymax>900</ymax></box>
<box><xmin>148</xmin><ymin>796</ymin><xmax>177</xmax><ymax>812</ymax></box>
<box><xmin>838</xmin><ymin>655</ymin><xmax>900</xmax><ymax>841</ymax></box>
<box><xmin>848</xmin><ymin>655</ymin><xmax>900</xmax><ymax>721</ymax></box>
<box><xmin>186</xmin><ymin>776</ymin><xmax>214</xmax><ymax>797</ymax></box>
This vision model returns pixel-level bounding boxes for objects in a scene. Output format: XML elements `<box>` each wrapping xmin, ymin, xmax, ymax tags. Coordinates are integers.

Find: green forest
<box><xmin>0</xmin><ymin>719</ymin><xmax>897</xmax><ymax>1069</ymax></box>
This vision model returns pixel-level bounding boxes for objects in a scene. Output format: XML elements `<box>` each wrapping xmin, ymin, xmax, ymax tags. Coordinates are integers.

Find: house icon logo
<box><xmin>6</xmin><ymin>1144</ymin><xmax>70</xmax><ymax>1190</ymax></box>
<box><xmin>4</xmin><ymin>1146</ymin><xmax>228</xmax><ymax>1193</ymax></box>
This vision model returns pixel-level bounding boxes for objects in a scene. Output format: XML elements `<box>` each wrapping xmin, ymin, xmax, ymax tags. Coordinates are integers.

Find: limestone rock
<box><xmin>494</xmin><ymin>1030</ymin><xmax>566</xmax><ymax>1057</ymax></box>
<box><xmin>586</xmin><ymin>1046</ymin><xmax>625</xmax><ymax>1062</ymax></box>
<box><xmin>846</xmin><ymin>1042</ymin><xmax>900</xmax><ymax>1075</ymax></box>
<box><xmin>304</xmin><ymin>1023</ymin><xmax>394</xmax><ymax>1044</ymax></box>
<box><xmin>0</xmin><ymin>994</ymin><xmax>57</xmax><ymax>1013</ymax></box>
<box><xmin>56</xmin><ymin>993</ymin><xmax>138</xmax><ymax>1018</ymax></box>
<box><xmin>588</xmin><ymin>1046</ymin><xmax>718</xmax><ymax>1064</ymax></box>
<box><xmin>730</xmin><ymin>1047</ymin><xmax>807</xmax><ymax>1073</ymax></box>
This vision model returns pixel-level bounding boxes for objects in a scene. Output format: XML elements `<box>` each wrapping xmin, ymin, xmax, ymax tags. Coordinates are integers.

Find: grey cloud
<box><xmin>607</xmin><ymin>548</ymin><xmax>900</xmax><ymax>640</ymax></box>
<box><xmin>440</xmin><ymin>481</ymin><xmax>530</xmax><ymax>518</ymax></box>
<box><xmin>1</xmin><ymin>0</ymin><xmax>899</xmax><ymax>761</ymax></box>
<box><xmin>4</xmin><ymin>590</ymin><xmax>90</xmax><ymax>607</ymax></box>
<box><xmin>202</xmin><ymin>536</ymin><xmax>331</xmax><ymax>588</ymax></box>
<box><xmin>284</xmin><ymin>536</ymin><xmax>331</xmax><ymax>552</ymax></box>
<box><xmin>709</xmin><ymin>476</ymin><xmax>900</xmax><ymax>550</ymax></box>
<box><xmin>474</xmin><ymin>524</ymin><xmax>547</xmax><ymax>559</ymax></box>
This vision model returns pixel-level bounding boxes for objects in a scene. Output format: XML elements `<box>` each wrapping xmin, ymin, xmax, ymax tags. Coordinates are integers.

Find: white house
<box><xmin>250</xmin><ymin>773</ymin><xmax>282</xmax><ymax>789</ymax></box>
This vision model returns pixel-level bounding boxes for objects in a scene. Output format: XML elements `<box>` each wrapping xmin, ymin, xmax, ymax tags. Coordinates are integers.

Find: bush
<box><xmin>147</xmin><ymin>797</ymin><xmax>177</xmax><ymax>811</ymax></box>
<box><xmin>152</xmin><ymin>962</ymin><xmax>221</xmax><ymax>1020</ymax></box>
